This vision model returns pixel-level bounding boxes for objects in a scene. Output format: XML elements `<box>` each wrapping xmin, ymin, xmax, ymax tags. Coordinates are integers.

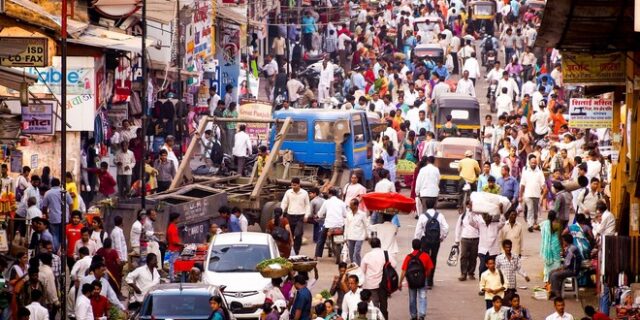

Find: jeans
<box><xmin>409</xmin><ymin>282</ymin><xmax>428</xmax><ymax>318</ymax></box>
<box><xmin>478</xmin><ymin>252</ymin><xmax>497</xmax><ymax>277</ymax></box>
<box><xmin>117</xmin><ymin>174</ymin><xmax>132</xmax><ymax>197</ymax></box>
<box><xmin>167</xmin><ymin>250</ymin><xmax>180</xmax><ymax>282</ymax></box>
<box><xmin>225</xmin><ymin>128</ymin><xmax>236</xmax><ymax>155</ymax></box>
<box><xmin>152</xmin><ymin>136</ymin><xmax>165</xmax><ymax>153</ymax></box>
<box><xmin>550</xmin><ymin>269</ymin><xmax>576</xmax><ymax>297</ymax></box>
<box><xmin>524</xmin><ymin>197</ymin><xmax>540</xmax><ymax>228</ymax></box>
<box><xmin>371</xmin><ymin>287</ymin><xmax>389</xmax><ymax>319</ymax></box>
<box><xmin>302</xmin><ymin>32</ymin><xmax>313</xmax><ymax>50</ymax></box>
<box><xmin>234</xmin><ymin>156</ymin><xmax>247</xmax><ymax>176</ymax></box>
<box><xmin>460</xmin><ymin>238</ymin><xmax>479</xmax><ymax>276</ymax></box>
<box><xmin>483</xmin><ymin>143</ymin><xmax>492</xmax><ymax>160</ymax></box>
<box><xmin>157</xmin><ymin>180</ymin><xmax>171</xmax><ymax>192</ymax></box>
<box><xmin>313</xmin><ymin>220</ymin><xmax>322</xmax><ymax>243</ymax></box>
<box><xmin>347</xmin><ymin>240</ymin><xmax>363</xmax><ymax>265</ymax></box>
<box><xmin>314</xmin><ymin>226</ymin><xmax>328</xmax><ymax>258</ymax></box>
<box><xmin>50</xmin><ymin>223</ymin><xmax>61</xmax><ymax>252</ymax></box>
<box><xmin>505</xmin><ymin>47</ymin><xmax>515</xmax><ymax>64</ymax></box>
<box><xmin>421</xmin><ymin>242</ymin><xmax>440</xmax><ymax>286</ymax></box>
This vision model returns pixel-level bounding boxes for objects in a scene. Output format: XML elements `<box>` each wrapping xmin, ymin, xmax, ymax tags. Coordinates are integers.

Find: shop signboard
<box><xmin>22</xmin><ymin>56</ymin><xmax>97</xmax><ymax>131</ymax></box>
<box><xmin>0</xmin><ymin>37</ymin><xmax>48</xmax><ymax>67</ymax></box>
<box><xmin>217</xmin><ymin>22</ymin><xmax>240</xmax><ymax>103</ymax></box>
<box><xmin>568</xmin><ymin>98</ymin><xmax>614</xmax><ymax>129</ymax></box>
<box><xmin>22</xmin><ymin>101</ymin><xmax>54</xmax><ymax>134</ymax></box>
<box><xmin>238</xmin><ymin>102</ymin><xmax>272</xmax><ymax>141</ymax></box>
<box><xmin>185</xmin><ymin>0</ymin><xmax>213</xmax><ymax>67</ymax></box>
<box><xmin>562</xmin><ymin>51</ymin><xmax>625</xmax><ymax>86</ymax></box>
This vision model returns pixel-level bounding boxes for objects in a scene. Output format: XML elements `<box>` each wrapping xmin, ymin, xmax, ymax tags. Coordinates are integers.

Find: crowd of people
<box><xmin>0</xmin><ymin>0</ymin><xmax>621</xmax><ymax>318</ymax></box>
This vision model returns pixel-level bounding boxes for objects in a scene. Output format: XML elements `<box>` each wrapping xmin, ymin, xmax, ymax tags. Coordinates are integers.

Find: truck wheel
<box><xmin>260</xmin><ymin>201</ymin><xmax>280</xmax><ymax>232</ymax></box>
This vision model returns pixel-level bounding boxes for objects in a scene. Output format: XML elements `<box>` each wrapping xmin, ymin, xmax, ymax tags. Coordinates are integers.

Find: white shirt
<box><xmin>343</xmin><ymin>183</ymin><xmax>367</xmax><ymax>205</ymax></box>
<box><xmin>361</xmin><ymin>247</ymin><xmax>397</xmax><ymax>290</ymax></box>
<box><xmin>113</xmin><ymin>149</ymin><xmax>136</xmax><ymax>175</ymax></box>
<box><xmin>595</xmin><ymin>210</ymin><xmax>616</xmax><ymax>238</ymax></box>
<box><xmin>26</xmin><ymin>206</ymin><xmax>42</xmax><ymax>220</ymax></box>
<box><xmin>70</xmin><ymin>256</ymin><xmax>92</xmax><ymax>281</ymax></box>
<box><xmin>497</xmin><ymin>78</ymin><xmax>520</xmax><ymax>99</ymax></box>
<box><xmin>110</xmin><ymin>226</ymin><xmax>128</xmax><ymax>261</ymax></box>
<box><xmin>414</xmin><ymin>164</ymin><xmax>441</xmax><ymax>198</ymax></box>
<box><xmin>486</xmin><ymin>68</ymin><xmax>505</xmax><ymax>83</ymax></box>
<box><xmin>586</xmin><ymin>159</ymin><xmax>602</xmax><ymax>180</ymax></box>
<box><xmin>414</xmin><ymin>209</ymin><xmax>449</xmax><ymax>240</ymax></box>
<box><xmin>287</xmin><ymin>79</ymin><xmax>305</xmax><ymax>102</ymax></box>
<box><xmin>531</xmin><ymin>110</ymin><xmax>550</xmax><ymax>135</ymax></box>
<box><xmin>470</xmin><ymin>213</ymin><xmax>506</xmax><ymax>256</ymax></box>
<box><xmin>545</xmin><ymin>312</ymin><xmax>575</xmax><ymax>320</ymax></box>
<box><xmin>371</xmin><ymin>222</ymin><xmax>399</xmax><ymax>254</ymax></box>
<box><xmin>521</xmin><ymin>80</ymin><xmax>536</xmax><ymax>99</ymax></box>
<box><xmin>374</xmin><ymin>179</ymin><xmax>396</xmax><ymax>193</ymax></box>
<box><xmin>406</xmin><ymin>107</ymin><xmax>420</xmax><ymax>129</ymax></box>
<box><xmin>232</xmin><ymin>131</ymin><xmax>252</xmax><ymax>157</ymax></box>
<box><xmin>520</xmin><ymin>167</ymin><xmax>546</xmax><ymax>198</ymax></box>
<box><xmin>455</xmin><ymin>210</ymin><xmax>480</xmax><ymax>241</ymax></box>
<box><xmin>81</xmin><ymin>274</ymin><xmax>125</xmax><ymax>310</ymax></box>
<box><xmin>125</xmin><ymin>265</ymin><xmax>161</xmax><ymax>303</ymax></box>
<box><xmin>496</xmin><ymin>94</ymin><xmax>513</xmax><ymax>116</ymax></box>
<box><xmin>341</xmin><ymin>289</ymin><xmax>362</xmax><ymax>319</ymax></box>
<box><xmin>319</xmin><ymin>63</ymin><xmax>335</xmax><ymax>87</ymax></box>
<box><xmin>381</xmin><ymin>127</ymin><xmax>399</xmax><ymax>150</ymax></box>
<box><xmin>456</xmin><ymin>78</ymin><xmax>476</xmax><ymax>96</ymax></box>
<box><xmin>238</xmin><ymin>214</ymin><xmax>249</xmax><ymax>232</ymax></box>
<box><xmin>209</xmin><ymin>93</ymin><xmax>221</xmax><ymax>116</ymax></box>
<box><xmin>281</xmin><ymin>188</ymin><xmax>311</xmax><ymax>217</ymax></box>
<box><xmin>318</xmin><ymin>196</ymin><xmax>346</xmax><ymax>228</ymax></box>
<box><xmin>485</xmin><ymin>307</ymin><xmax>508</xmax><ymax>320</ymax></box>
<box><xmin>74</xmin><ymin>294</ymin><xmax>93</xmax><ymax>320</ymax></box>
<box><xmin>345</xmin><ymin>209</ymin><xmax>369</xmax><ymax>241</ymax></box>
<box><xmin>462</xmin><ymin>58</ymin><xmax>481</xmax><ymax>79</ymax></box>
<box><xmin>26</xmin><ymin>301</ymin><xmax>49</xmax><ymax>320</ymax></box>
<box><xmin>338</xmin><ymin>33</ymin><xmax>351</xmax><ymax>50</ymax></box>
<box><xmin>130</xmin><ymin>220</ymin><xmax>143</xmax><ymax>248</ymax></box>
<box><xmin>431</xmin><ymin>82</ymin><xmax>451</xmax><ymax>100</ymax></box>
<box><xmin>532</xmin><ymin>91</ymin><xmax>544</xmax><ymax>113</ymax></box>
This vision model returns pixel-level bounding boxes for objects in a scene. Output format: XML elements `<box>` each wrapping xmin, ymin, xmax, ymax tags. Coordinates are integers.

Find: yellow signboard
<box><xmin>238</xmin><ymin>102</ymin><xmax>272</xmax><ymax>141</ymax></box>
<box><xmin>0</xmin><ymin>37</ymin><xmax>49</xmax><ymax>67</ymax></box>
<box><xmin>562</xmin><ymin>51</ymin><xmax>625</xmax><ymax>86</ymax></box>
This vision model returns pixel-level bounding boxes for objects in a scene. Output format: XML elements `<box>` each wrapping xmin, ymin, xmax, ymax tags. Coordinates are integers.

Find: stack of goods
<box><xmin>257</xmin><ymin>258</ymin><xmax>293</xmax><ymax>278</ymax></box>
<box><xmin>288</xmin><ymin>255</ymin><xmax>317</xmax><ymax>272</ymax></box>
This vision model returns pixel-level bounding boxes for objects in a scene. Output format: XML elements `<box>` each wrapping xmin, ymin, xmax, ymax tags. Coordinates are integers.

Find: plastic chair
<box><xmin>561</xmin><ymin>276</ymin><xmax>579</xmax><ymax>301</ymax></box>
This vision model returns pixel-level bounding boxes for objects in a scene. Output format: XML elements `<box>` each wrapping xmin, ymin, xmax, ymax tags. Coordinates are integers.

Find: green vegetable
<box><xmin>320</xmin><ymin>289</ymin><xmax>332</xmax><ymax>300</ymax></box>
<box><xmin>256</xmin><ymin>257</ymin><xmax>293</xmax><ymax>270</ymax></box>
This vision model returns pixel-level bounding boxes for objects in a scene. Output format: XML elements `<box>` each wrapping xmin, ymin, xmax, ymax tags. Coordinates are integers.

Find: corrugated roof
<box><xmin>535</xmin><ymin>0</ymin><xmax>640</xmax><ymax>52</ymax></box>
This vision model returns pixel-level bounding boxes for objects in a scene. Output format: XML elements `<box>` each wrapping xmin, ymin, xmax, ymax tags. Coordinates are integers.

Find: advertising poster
<box><xmin>22</xmin><ymin>101</ymin><xmax>54</xmax><ymax>135</ymax></box>
<box><xmin>238</xmin><ymin>102</ymin><xmax>272</xmax><ymax>141</ymax></box>
<box><xmin>185</xmin><ymin>0</ymin><xmax>213</xmax><ymax>69</ymax></box>
<box><xmin>568</xmin><ymin>98</ymin><xmax>614</xmax><ymax>129</ymax></box>
<box><xmin>217</xmin><ymin>22</ymin><xmax>240</xmax><ymax>103</ymax></box>
<box><xmin>239</xmin><ymin>68</ymin><xmax>260</xmax><ymax>100</ymax></box>
<box><xmin>562</xmin><ymin>51</ymin><xmax>625</xmax><ymax>86</ymax></box>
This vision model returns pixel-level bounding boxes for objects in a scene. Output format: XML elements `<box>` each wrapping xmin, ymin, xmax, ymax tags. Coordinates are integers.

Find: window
<box><xmin>276</xmin><ymin>121</ymin><xmax>308</xmax><ymax>141</ymax></box>
<box><xmin>450</xmin><ymin>110</ymin><xmax>470</xmax><ymax>120</ymax></box>
<box><xmin>314</xmin><ymin>121</ymin><xmax>335</xmax><ymax>141</ymax></box>
<box><xmin>352</xmin><ymin>114</ymin><xmax>365</xmax><ymax>142</ymax></box>
<box><xmin>143</xmin><ymin>295</ymin><xmax>212</xmax><ymax>317</ymax></box>
<box><xmin>208</xmin><ymin>244</ymin><xmax>271</xmax><ymax>272</ymax></box>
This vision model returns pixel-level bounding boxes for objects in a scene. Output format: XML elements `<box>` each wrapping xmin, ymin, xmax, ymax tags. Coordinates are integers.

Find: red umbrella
<box><xmin>360</xmin><ymin>192</ymin><xmax>416</xmax><ymax>213</ymax></box>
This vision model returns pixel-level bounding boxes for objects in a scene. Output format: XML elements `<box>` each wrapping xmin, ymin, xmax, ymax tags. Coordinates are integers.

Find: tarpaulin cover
<box><xmin>361</xmin><ymin>192</ymin><xmax>416</xmax><ymax>213</ymax></box>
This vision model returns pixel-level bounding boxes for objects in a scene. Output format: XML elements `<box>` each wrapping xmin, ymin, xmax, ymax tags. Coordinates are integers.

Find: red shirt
<box><xmin>66</xmin><ymin>223</ymin><xmax>83</xmax><ymax>257</ymax></box>
<box><xmin>91</xmin><ymin>295</ymin><xmax>109</xmax><ymax>318</ymax></box>
<box><xmin>401</xmin><ymin>250</ymin><xmax>434</xmax><ymax>276</ymax></box>
<box><xmin>87</xmin><ymin>168</ymin><xmax>116</xmax><ymax>196</ymax></box>
<box><xmin>167</xmin><ymin>223</ymin><xmax>181</xmax><ymax>251</ymax></box>
<box><xmin>592</xmin><ymin>312</ymin><xmax>612</xmax><ymax>320</ymax></box>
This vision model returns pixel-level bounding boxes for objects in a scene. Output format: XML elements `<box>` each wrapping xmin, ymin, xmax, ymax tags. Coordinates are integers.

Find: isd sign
<box><xmin>0</xmin><ymin>37</ymin><xmax>48</xmax><ymax>67</ymax></box>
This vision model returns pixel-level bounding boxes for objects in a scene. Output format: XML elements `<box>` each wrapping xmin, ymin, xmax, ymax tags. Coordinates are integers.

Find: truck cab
<box><xmin>270</xmin><ymin>109</ymin><xmax>376</xmax><ymax>182</ymax></box>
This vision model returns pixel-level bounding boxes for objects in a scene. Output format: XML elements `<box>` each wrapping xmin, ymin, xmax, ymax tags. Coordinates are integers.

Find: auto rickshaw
<box><xmin>414</xmin><ymin>43</ymin><xmax>444</xmax><ymax>65</ymax></box>
<box><xmin>433</xmin><ymin>93</ymin><xmax>481</xmax><ymax>140</ymax></box>
<box><xmin>468</xmin><ymin>0</ymin><xmax>496</xmax><ymax>37</ymax></box>
<box><xmin>413</xmin><ymin>17</ymin><xmax>443</xmax><ymax>43</ymax></box>
<box><xmin>434</xmin><ymin>137</ymin><xmax>483</xmax><ymax>212</ymax></box>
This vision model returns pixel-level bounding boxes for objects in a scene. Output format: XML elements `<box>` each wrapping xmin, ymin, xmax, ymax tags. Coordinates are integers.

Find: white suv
<box><xmin>203</xmin><ymin>232</ymin><xmax>280</xmax><ymax>319</ymax></box>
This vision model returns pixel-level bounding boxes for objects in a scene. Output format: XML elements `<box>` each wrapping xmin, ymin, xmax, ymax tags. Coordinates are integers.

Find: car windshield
<box><xmin>141</xmin><ymin>294</ymin><xmax>212</xmax><ymax>317</ymax></box>
<box><xmin>208</xmin><ymin>244</ymin><xmax>270</xmax><ymax>272</ymax></box>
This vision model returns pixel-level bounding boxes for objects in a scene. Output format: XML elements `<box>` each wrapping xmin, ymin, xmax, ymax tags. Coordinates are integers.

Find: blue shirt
<box><xmin>497</xmin><ymin>176</ymin><xmax>519</xmax><ymax>201</ymax></box>
<box><xmin>510</xmin><ymin>0</ymin><xmax>520</xmax><ymax>17</ymax></box>
<box><xmin>433</xmin><ymin>65</ymin><xmax>449</xmax><ymax>80</ymax></box>
<box><xmin>229</xmin><ymin>215</ymin><xmax>241</xmax><ymax>232</ymax></box>
<box><xmin>301</xmin><ymin>16</ymin><xmax>316</xmax><ymax>34</ymax></box>
<box><xmin>41</xmin><ymin>186</ymin><xmax>73</xmax><ymax>224</ymax></box>
<box><xmin>291</xmin><ymin>286</ymin><xmax>312</xmax><ymax>320</ymax></box>
<box><xmin>477</xmin><ymin>173</ymin><xmax>490</xmax><ymax>192</ymax></box>
<box><xmin>352</xmin><ymin>73</ymin><xmax>366</xmax><ymax>90</ymax></box>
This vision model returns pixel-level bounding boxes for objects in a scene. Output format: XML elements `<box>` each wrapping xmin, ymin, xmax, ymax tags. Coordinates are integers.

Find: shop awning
<box><xmin>217</xmin><ymin>6</ymin><xmax>247</xmax><ymax>25</ymax></box>
<box><xmin>133</xmin><ymin>0</ymin><xmax>177</xmax><ymax>24</ymax></box>
<box><xmin>0</xmin><ymin>66</ymin><xmax>37</xmax><ymax>91</ymax></box>
<box><xmin>535</xmin><ymin>0</ymin><xmax>640</xmax><ymax>52</ymax></box>
<box><xmin>67</xmin><ymin>25</ymin><xmax>157</xmax><ymax>53</ymax></box>
<box><xmin>5</xmin><ymin>0</ymin><xmax>88</xmax><ymax>35</ymax></box>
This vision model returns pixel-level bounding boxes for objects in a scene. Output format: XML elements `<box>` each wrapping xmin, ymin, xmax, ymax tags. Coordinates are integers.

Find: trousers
<box><xmin>421</xmin><ymin>241</ymin><xmax>440</xmax><ymax>286</ymax></box>
<box><xmin>460</xmin><ymin>237</ymin><xmax>479</xmax><ymax>276</ymax></box>
<box><xmin>524</xmin><ymin>197</ymin><xmax>540</xmax><ymax>228</ymax></box>
<box><xmin>288</xmin><ymin>214</ymin><xmax>305</xmax><ymax>255</ymax></box>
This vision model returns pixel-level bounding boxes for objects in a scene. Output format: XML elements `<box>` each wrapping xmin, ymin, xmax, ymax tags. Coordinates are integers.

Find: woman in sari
<box><xmin>540</xmin><ymin>210</ymin><xmax>562</xmax><ymax>283</ymax></box>
<box><xmin>374</xmin><ymin>69</ymin><xmax>389</xmax><ymax>97</ymax></box>
<box><xmin>562</xmin><ymin>213</ymin><xmax>594</xmax><ymax>259</ymax></box>
<box><xmin>96</xmin><ymin>238</ymin><xmax>122</xmax><ymax>294</ymax></box>
<box><xmin>265</xmin><ymin>208</ymin><xmax>293</xmax><ymax>258</ymax></box>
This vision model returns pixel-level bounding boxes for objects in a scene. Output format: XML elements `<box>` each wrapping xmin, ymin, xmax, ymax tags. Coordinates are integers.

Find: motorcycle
<box><xmin>485</xmin><ymin>49</ymin><xmax>497</xmax><ymax>72</ymax></box>
<box><xmin>299</xmin><ymin>62</ymin><xmax>345</xmax><ymax>96</ymax></box>
<box><xmin>326</xmin><ymin>227</ymin><xmax>345</xmax><ymax>264</ymax></box>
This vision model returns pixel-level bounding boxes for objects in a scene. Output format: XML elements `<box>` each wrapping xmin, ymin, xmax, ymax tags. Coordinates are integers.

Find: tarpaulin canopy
<box><xmin>360</xmin><ymin>192</ymin><xmax>416</xmax><ymax>213</ymax></box>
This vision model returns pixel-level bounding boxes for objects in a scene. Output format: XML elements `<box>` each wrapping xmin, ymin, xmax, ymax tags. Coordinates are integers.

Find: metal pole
<box><xmin>60</xmin><ymin>0</ymin><xmax>68</xmax><ymax>318</ymax></box>
<box><xmin>246</xmin><ymin>0</ymin><xmax>250</xmax><ymax>100</ymax></box>
<box><xmin>140</xmin><ymin>0</ymin><xmax>148</xmax><ymax>208</ymax></box>
<box><xmin>177</xmin><ymin>0</ymin><xmax>182</xmax><ymax>156</ymax></box>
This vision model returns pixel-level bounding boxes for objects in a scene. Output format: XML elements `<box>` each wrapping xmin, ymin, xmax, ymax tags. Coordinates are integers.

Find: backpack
<box><xmin>421</xmin><ymin>212</ymin><xmax>441</xmax><ymax>244</ymax></box>
<box><xmin>270</xmin><ymin>220</ymin><xmax>290</xmax><ymax>242</ymax></box>
<box><xmin>209</xmin><ymin>140</ymin><xmax>224</xmax><ymax>166</ymax></box>
<box><xmin>380</xmin><ymin>251</ymin><xmax>399</xmax><ymax>294</ymax></box>
<box><xmin>405</xmin><ymin>252</ymin><xmax>426</xmax><ymax>289</ymax></box>
<box><xmin>484</xmin><ymin>37</ymin><xmax>494</xmax><ymax>52</ymax></box>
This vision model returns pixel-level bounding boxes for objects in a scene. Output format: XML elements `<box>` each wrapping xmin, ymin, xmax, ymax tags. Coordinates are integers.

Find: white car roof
<box><xmin>211</xmin><ymin>232</ymin><xmax>273</xmax><ymax>246</ymax></box>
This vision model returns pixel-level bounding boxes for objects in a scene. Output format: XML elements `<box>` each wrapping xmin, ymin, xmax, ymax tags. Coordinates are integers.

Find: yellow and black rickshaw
<box><xmin>433</xmin><ymin>93</ymin><xmax>481</xmax><ymax>141</ymax></box>
<box><xmin>434</xmin><ymin>137</ymin><xmax>483</xmax><ymax>211</ymax></box>
<box><xmin>468</xmin><ymin>0</ymin><xmax>497</xmax><ymax>36</ymax></box>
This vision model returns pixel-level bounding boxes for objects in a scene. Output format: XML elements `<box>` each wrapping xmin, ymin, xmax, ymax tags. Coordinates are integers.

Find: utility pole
<box><xmin>60</xmin><ymin>0</ymin><xmax>68</xmax><ymax>318</ymax></box>
<box><xmin>246</xmin><ymin>0</ymin><xmax>250</xmax><ymax>100</ymax></box>
<box><xmin>177</xmin><ymin>0</ymin><xmax>183</xmax><ymax>148</ymax></box>
<box><xmin>140</xmin><ymin>0</ymin><xmax>148</xmax><ymax>208</ymax></box>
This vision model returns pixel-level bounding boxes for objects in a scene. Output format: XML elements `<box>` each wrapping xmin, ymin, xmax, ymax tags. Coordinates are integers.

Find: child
<box><xmin>256</xmin><ymin>145</ymin><xmax>268</xmax><ymax>176</ymax></box>
<box><xmin>484</xmin><ymin>296</ymin><xmax>508</xmax><ymax>320</ymax></box>
<box><xmin>479</xmin><ymin>257</ymin><xmax>506</xmax><ymax>310</ymax></box>
<box><xmin>83</xmin><ymin>162</ymin><xmax>116</xmax><ymax>202</ymax></box>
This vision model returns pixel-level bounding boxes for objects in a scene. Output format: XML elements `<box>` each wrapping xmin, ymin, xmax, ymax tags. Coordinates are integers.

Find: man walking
<box><xmin>314</xmin><ymin>188</ymin><xmax>346</xmax><ymax>260</ymax></box>
<box><xmin>414</xmin><ymin>156</ymin><xmax>440</xmax><ymax>215</ymax></box>
<box><xmin>281</xmin><ymin>178</ymin><xmax>311</xmax><ymax>255</ymax></box>
<box><xmin>455</xmin><ymin>201</ymin><xmax>479</xmax><ymax>281</ymax></box>
<box><xmin>232</xmin><ymin>124</ymin><xmax>252</xmax><ymax>177</ymax></box>
<box><xmin>399</xmin><ymin>239</ymin><xmax>434</xmax><ymax>320</ymax></box>
<box><xmin>41</xmin><ymin>178</ymin><xmax>73</xmax><ymax>251</ymax></box>
<box><xmin>414</xmin><ymin>201</ymin><xmax>448</xmax><ymax>289</ymax></box>
<box><xmin>361</xmin><ymin>238</ymin><xmax>396</xmax><ymax>319</ymax></box>
<box><xmin>495</xmin><ymin>240</ymin><xmax>530</xmax><ymax>306</ymax></box>
<box><xmin>519</xmin><ymin>155</ymin><xmax>546</xmax><ymax>232</ymax></box>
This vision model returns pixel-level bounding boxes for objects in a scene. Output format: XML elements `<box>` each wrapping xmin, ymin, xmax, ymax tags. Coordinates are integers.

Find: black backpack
<box><xmin>270</xmin><ymin>219</ymin><xmax>290</xmax><ymax>242</ymax></box>
<box><xmin>484</xmin><ymin>37</ymin><xmax>494</xmax><ymax>52</ymax></box>
<box><xmin>422</xmin><ymin>212</ymin><xmax>441</xmax><ymax>244</ymax></box>
<box><xmin>505</xmin><ymin>307</ymin><xmax>529</xmax><ymax>320</ymax></box>
<box><xmin>380</xmin><ymin>251</ymin><xmax>399</xmax><ymax>294</ymax></box>
<box><xmin>405</xmin><ymin>252</ymin><xmax>426</xmax><ymax>289</ymax></box>
<box><xmin>209</xmin><ymin>140</ymin><xmax>224</xmax><ymax>166</ymax></box>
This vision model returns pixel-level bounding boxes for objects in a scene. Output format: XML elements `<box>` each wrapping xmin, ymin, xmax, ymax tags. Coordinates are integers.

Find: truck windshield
<box><xmin>314</xmin><ymin>121</ymin><xmax>335</xmax><ymax>141</ymax></box>
<box><xmin>276</xmin><ymin>121</ymin><xmax>308</xmax><ymax>141</ymax></box>
<box><xmin>208</xmin><ymin>244</ymin><xmax>271</xmax><ymax>272</ymax></box>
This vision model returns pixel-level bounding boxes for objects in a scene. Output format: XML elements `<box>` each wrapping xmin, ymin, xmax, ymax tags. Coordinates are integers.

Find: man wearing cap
<box><xmin>458</xmin><ymin>150</ymin><xmax>481</xmax><ymax>192</ymax></box>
